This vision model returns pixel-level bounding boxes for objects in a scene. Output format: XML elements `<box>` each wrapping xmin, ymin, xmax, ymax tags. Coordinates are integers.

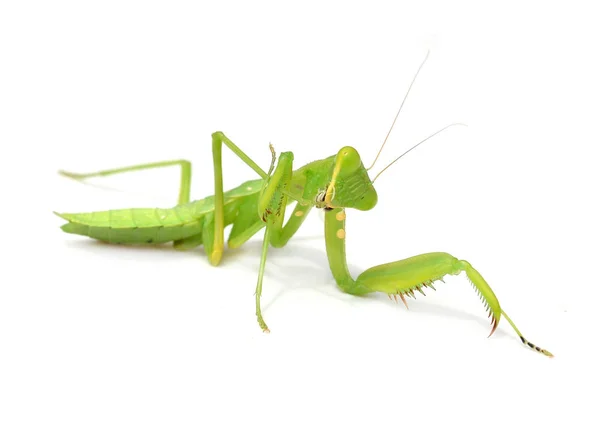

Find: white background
<box><xmin>1</xmin><ymin>1</ymin><xmax>598</xmax><ymax>422</ymax></box>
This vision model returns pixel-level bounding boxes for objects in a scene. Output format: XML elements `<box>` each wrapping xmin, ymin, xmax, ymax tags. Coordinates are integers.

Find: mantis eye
<box><xmin>336</xmin><ymin>146</ymin><xmax>362</xmax><ymax>177</ymax></box>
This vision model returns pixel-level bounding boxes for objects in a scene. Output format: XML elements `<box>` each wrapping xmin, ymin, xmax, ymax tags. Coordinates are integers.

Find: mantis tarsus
<box><xmin>55</xmin><ymin>54</ymin><xmax>553</xmax><ymax>357</ymax></box>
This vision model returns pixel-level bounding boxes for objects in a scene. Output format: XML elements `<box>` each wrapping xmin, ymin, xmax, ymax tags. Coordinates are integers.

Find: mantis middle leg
<box><xmin>323</xmin><ymin>207</ymin><xmax>553</xmax><ymax>357</ymax></box>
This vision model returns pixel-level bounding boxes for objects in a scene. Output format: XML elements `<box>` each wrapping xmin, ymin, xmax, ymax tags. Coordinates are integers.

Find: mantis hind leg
<box><xmin>59</xmin><ymin>160</ymin><xmax>192</xmax><ymax>205</ymax></box>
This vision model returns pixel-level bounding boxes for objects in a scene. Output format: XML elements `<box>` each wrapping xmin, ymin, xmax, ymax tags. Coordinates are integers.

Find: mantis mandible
<box><xmin>55</xmin><ymin>53</ymin><xmax>553</xmax><ymax>357</ymax></box>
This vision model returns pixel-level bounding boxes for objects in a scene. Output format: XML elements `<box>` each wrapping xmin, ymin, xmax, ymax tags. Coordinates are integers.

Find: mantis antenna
<box><xmin>367</xmin><ymin>50</ymin><xmax>430</xmax><ymax>171</ymax></box>
<box><xmin>371</xmin><ymin>122</ymin><xmax>467</xmax><ymax>183</ymax></box>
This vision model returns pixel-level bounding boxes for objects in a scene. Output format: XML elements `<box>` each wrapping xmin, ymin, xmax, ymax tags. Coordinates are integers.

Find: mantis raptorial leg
<box><xmin>323</xmin><ymin>200</ymin><xmax>553</xmax><ymax>357</ymax></box>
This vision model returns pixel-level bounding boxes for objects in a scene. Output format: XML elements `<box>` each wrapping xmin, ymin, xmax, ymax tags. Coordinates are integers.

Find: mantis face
<box><xmin>323</xmin><ymin>146</ymin><xmax>378</xmax><ymax>211</ymax></box>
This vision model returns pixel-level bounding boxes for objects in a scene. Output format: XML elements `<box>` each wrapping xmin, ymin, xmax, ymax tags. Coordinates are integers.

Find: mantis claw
<box><xmin>488</xmin><ymin>317</ymin><xmax>499</xmax><ymax>338</ymax></box>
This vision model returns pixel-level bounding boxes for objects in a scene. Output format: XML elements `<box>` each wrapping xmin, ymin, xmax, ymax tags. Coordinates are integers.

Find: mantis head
<box><xmin>322</xmin><ymin>146</ymin><xmax>378</xmax><ymax>211</ymax></box>
<box><xmin>318</xmin><ymin>51</ymin><xmax>463</xmax><ymax>212</ymax></box>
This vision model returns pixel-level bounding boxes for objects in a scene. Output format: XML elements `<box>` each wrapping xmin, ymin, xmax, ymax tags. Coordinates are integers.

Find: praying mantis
<box><xmin>55</xmin><ymin>54</ymin><xmax>553</xmax><ymax>357</ymax></box>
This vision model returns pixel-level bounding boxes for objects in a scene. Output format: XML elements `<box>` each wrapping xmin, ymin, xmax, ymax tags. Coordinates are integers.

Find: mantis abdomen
<box><xmin>55</xmin><ymin>207</ymin><xmax>204</xmax><ymax>244</ymax></box>
<box><xmin>55</xmin><ymin>184</ymin><xmax>264</xmax><ymax>247</ymax></box>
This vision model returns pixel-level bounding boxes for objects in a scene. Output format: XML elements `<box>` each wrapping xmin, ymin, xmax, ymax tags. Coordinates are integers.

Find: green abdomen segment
<box><xmin>55</xmin><ymin>207</ymin><xmax>203</xmax><ymax>244</ymax></box>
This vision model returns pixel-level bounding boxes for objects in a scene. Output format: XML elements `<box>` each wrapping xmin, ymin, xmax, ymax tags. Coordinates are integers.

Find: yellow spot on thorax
<box><xmin>294</xmin><ymin>210</ymin><xmax>304</xmax><ymax>217</ymax></box>
<box><xmin>335</xmin><ymin>210</ymin><xmax>346</xmax><ymax>221</ymax></box>
<box><xmin>336</xmin><ymin>229</ymin><xmax>346</xmax><ymax>239</ymax></box>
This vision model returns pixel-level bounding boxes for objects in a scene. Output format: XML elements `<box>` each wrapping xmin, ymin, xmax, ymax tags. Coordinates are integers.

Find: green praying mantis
<box><xmin>55</xmin><ymin>54</ymin><xmax>553</xmax><ymax>357</ymax></box>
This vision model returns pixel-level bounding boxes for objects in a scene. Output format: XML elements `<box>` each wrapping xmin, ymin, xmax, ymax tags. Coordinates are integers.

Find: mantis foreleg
<box><xmin>324</xmin><ymin>207</ymin><xmax>553</xmax><ymax>357</ymax></box>
<box><xmin>249</xmin><ymin>151</ymin><xmax>331</xmax><ymax>330</ymax></box>
<box><xmin>253</xmin><ymin>150</ymin><xmax>294</xmax><ymax>331</ymax></box>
